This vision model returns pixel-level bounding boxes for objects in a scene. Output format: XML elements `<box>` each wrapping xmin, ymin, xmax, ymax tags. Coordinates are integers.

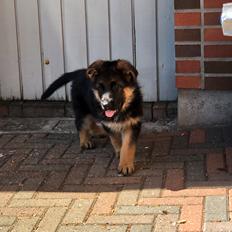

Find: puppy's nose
<box><xmin>102</xmin><ymin>101</ymin><xmax>114</xmax><ymax>110</ymax></box>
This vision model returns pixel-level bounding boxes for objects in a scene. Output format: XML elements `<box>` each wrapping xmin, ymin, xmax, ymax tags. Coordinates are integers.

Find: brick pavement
<box><xmin>0</xmin><ymin>119</ymin><xmax>232</xmax><ymax>231</ymax></box>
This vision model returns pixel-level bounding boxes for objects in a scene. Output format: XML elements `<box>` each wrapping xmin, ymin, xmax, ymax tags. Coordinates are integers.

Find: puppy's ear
<box><xmin>116</xmin><ymin>59</ymin><xmax>138</xmax><ymax>83</ymax></box>
<box><xmin>86</xmin><ymin>60</ymin><xmax>104</xmax><ymax>79</ymax></box>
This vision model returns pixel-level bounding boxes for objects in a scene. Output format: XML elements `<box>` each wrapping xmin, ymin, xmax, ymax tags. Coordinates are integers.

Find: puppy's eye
<box><xmin>111</xmin><ymin>81</ymin><xmax>121</xmax><ymax>90</ymax></box>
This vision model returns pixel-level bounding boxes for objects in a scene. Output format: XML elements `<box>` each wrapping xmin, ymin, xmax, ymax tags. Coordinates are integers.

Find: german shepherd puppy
<box><xmin>41</xmin><ymin>60</ymin><xmax>143</xmax><ymax>175</ymax></box>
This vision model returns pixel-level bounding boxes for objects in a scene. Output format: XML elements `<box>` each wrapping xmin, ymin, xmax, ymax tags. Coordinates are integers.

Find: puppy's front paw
<box><xmin>80</xmin><ymin>140</ymin><xmax>95</xmax><ymax>150</ymax></box>
<box><xmin>118</xmin><ymin>162</ymin><xmax>135</xmax><ymax>176</ymax></box>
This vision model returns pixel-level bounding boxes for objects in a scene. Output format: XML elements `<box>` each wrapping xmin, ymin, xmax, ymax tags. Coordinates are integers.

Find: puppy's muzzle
<box><xmin>101</xmin><ymin>92</ymin><xmax>113</xmax><ymax>110</ymax></box>
<box><xmin>101</xmin><ymin>92</ymin><xmax>117</xmax><ymax>118</ymax></box>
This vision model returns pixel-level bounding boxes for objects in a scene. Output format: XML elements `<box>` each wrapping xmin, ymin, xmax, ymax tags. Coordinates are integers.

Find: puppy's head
<box><xmin>86</xmin><ymin>59</ymin><xmax>138</xmax><ymax>119</ymax></box>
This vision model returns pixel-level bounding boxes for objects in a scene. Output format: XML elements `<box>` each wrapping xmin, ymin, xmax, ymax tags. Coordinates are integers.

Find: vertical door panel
<box><xmin>16</xmin><ymin>0</ymin><xmax>43</xmax><ymax>99</ymax></box>
<box><xmin>157</xmin><ymin>0</ymin><xmax>177</xmax><ymax>101</ymax></box>
<box><xmin>110</xmin><ymin>0</ymin><xmax>133</xmax><ymax>63</ymax></box>
<box><xmin>62</xmin><ymin>0</ymin><xmax>88</xmax><ymax>100</ymax></box>
<box><xmin>39</xmin><ymin>0</ymin><xmax>65</xmax><ymax>100</ymax></box>
<box><xmin>86</xmin><ymin>0</ymin><xmax>110</xmax><ymax>62</ymax></box>
<box><xmin>134</xmin><ymin>0</ymin><xmax>157</xmax><ymax>102</ymax></box>
<box><xmin>0</xmin><ymin>0</ymin><xmax>21</xmax><ymax>99</ymax></box>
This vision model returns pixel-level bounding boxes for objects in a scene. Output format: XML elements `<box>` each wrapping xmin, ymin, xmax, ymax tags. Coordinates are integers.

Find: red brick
<box><xmin>204</xmin><ymin>28</ymin><xmax>232</xmax><ymax>41</ymax></box>
<box><xmin>176</xmin><ymin>60</ymin><xmax>201</xmax><ymax>73</ymax></box>
<box><xmin>205</xmin><ymin>45</ymin><xmax>232</xmax><ymax>58</ymax></box>
<box><xmin>175</xmin><ymin>12</ymin><xmax>201</xmax><ymax>26</ymax></box>
<box><xmin>207</xmin><ymin>152</ymin><xmax>225</xmax><ymax>174</ymax></box>
<box><xmin>179</xmin><ymin>205</ymin><xmax>203</xmax><ymax>232</ymax></box>
<box><xmin>175</xmin><ymin>29</ymin><xmax>201</xmax><ymax>41</ymax></box>
<box><xmin>205</xmin><ymin>77</ymin><xmax>232</xmax><ymax>90</ymax></box>
<box><xmin>176</xmin><ymin>45</ymin><xmax>201</xmax><ymax>57</ymax></box>
<box><xmin>189</xmin><ymin>129</ymin><xmax>206</xmax><ymax>144</ymax></box>
<box><xmin>138</xmin><ymin>197</ymin><xmax>203</xmax><ymax>206</ymax></box>
<box><xmin>165</xmin><ymin>169</ymin><xmax>184</xmax><ymax>191</ymax></box>
<box><xmin>226</xmin><ymin>147</ymin><xmax>232</xmax><ymax>173</ymax></box>
<box><xmin>175</xmin><ymin>0</ymin><xmax>200</xmax><ymax>10</ymax></box>
<box><xmin>176</xmin><ymin>76</ymin><xmax>201</xmax><ymax>89</ymax></box>
<box><xmin>204</xmin><ymin>0</ymin><xmax>232</xmax><ymax>8</ymax></box>
<box><xmin>204</xmin><ymin>12</ymin><xmax>221</xmax><ymax>25</ymax></box>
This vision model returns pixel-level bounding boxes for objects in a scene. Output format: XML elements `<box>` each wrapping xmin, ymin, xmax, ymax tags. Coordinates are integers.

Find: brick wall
<box><xmin>175</xmin><ymin>0</ymin><xmax>232</xmax><ymax>90</ymax></box>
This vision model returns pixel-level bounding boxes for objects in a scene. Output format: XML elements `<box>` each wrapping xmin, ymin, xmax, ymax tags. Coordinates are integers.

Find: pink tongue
<box><xmin>105</xmin><ymin>110</ymin><xmax>116</xmax><ymax>118</ymax></box>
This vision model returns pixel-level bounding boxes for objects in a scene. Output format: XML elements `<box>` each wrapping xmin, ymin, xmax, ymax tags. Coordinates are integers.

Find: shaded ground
<box><xmin>0</xmin><ymin>118</ymin><xmax>232</xmax><ymax>231</ymax></box>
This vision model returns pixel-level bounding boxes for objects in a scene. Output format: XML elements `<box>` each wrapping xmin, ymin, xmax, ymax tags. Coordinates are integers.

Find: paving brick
<box><xmin>65</xmin><ymin>164</ymin><xmax>90</xmax><ymax>185</ymax></box>
<box><xmin>91</xmin><ymin>186</ymin><xmax>118</xmax><ymax>215</ymax></box>
<box><xmin>0</xmin><ymin>185</ymin><xmax>18</xmax><ymax>207</ymax></box>
<box><xmin>13</xmin><ymin>176</ymin><xmax>45</xmax><ymax>199</ymax></box>
<box><xmin>139</xmin><ymin>197</ymin><xmax>203</xmax><ymax>206</ymax></box>
<box><xmin>87</xmin><ymin>156</ymin><xmax>112</xmax><ymax>177</ymax></box>
<box><xmin>43</xmin><ymin>144</ymin><xmax>69</xmax><ymax>160</ymax></box>
<box><xmin>38</xmin><ymin>171</ymin><xmax>67</xmax><ymax>192</ymax></box>
<box><xmin>87</xmin><ymin>215</ymin><xmax>154</xmax><ymax>224</ymax></box>
<box><xmin>11</xmin><ymin>217</ymin><xmax>39</xmax><ymax>232</ymax></box>
<box><xmin>172</xmin><ymin>134</ymin><xmax>189</xmax><ymax>149</ymax></box>
<box><xmin>151</xmin><ymin>162</ymin><xmax>184</xmax><ymax>169</ymax></box>
<box><xmin>203</xmin><ymin>222</ymin><xmax>232</xmax><ymax>232</ymax></box>
<box><xmin>85</xmin><ymin>177</ymin><xmax>142</xmax><ymax>185</ymax></box>
<box><xmin>116</xmin><ymin>184</ymin><xmax>140</xmax><ymax>206</ymax></box>
<box><xmin>0</xmin><ymin>135</ymin><xmax>14</xmax><ymax>148</ymax></box>
<box><xmin>206</xmin><ymin>152</ymin><xmax>225</xmax><ymax>174</ymax></box>
<box><xmin>0</xmin><ymin>207</ymin><xmax>44</xmax><ymax>217</ymax></box>
<box><xmin>228</xmin><ymin>189</ymin><xmax>232</xmax><ymax>211</ymax></box>
<box><xmin>155</xmin><ymin>153</ymin><xmax>204</xmax><ymax>162</ymax></box>
<box><xmin>36</xmin><ymin>192</ymin><xmax>96</xmax><ymax>199</ymax></box>
<box><xmin>130</xmin><ymin>225</ymin><xmax>152</xmax><ymax>232</ymax></box>
<box><xmin>140</xmin><ymin>176</ymin><xmax>163</xmax><ymax>198</ymax></box>
<box><xmin>23</xmin><ymin>148</ymin><xmax>48</xmax><ymax>165</ymax></box>
<box><xmin>115</xmin><ymin>205</ymin><xmax>180</xmax><ymax>215</ymax></box>
<box><xmin>62</xmin><ymin>185</ymin><xmax>98</xmax><ymax>199</ymax></box>
<box><xmin>58</xmin><ymin>225</ymin><xmax>128</xmax><ymax>232</ymax></box>
<box><xmin>179</xmin><ymin>205</ymin><xmax>203</xmax><ymax>232</ymax></box>
<box><xmin>152</xmin><ymin>137</ymin><xmax>171</xmax><ymax>156</ymax></box>
<box><xmin>36</xmin><ymin>207</ymin><xmax>67</xmax><ymax>232</ymax></box>
<box><xmin>63</xmin><ymin>199</ymin><xmax>93</xmax><ymax>224</ymax></box>
<box><xmin>154</xmin><ymin>214</ymin><xmax>179</xmax><ymax>232</ymax></box>
<box><xmin>133</xmin><ymin>168</ymin><xmax>163</xmax><ymax>177</ymax></box>
<box><xmin>19</xmin><ymin>164</ymin><xmax>71</xmax><ymax>172</ymax></box>
<box><xmin>0</xmin><ymin>216</ymin><xmax>16</xmax><ymax>226</ymax></box>
<box><xmin>170</xmin><ymin>147</ymin><xmax>223</xmax><ymax>156</ymax></box>
<box><xmin>187</xmin><ymin>181</ymin><xmax>232</xmax><ymax>188</ymax></box>
<box><xmin>165</xmin><ymin>169</ymin><xmax>184</xmax><ymax>191</ymax></box>
<box><xmin>189</xmin><ymin>129</ymin><xmax>206</xmax><ymax>144</ymax></box>
<box><xmin>9</xmin><ymin>199</ymin><xmax>71</xmax><ymax>207</ymax></box>
<box><xmin>205</xmin><ymin>196</ymin><xmax>228</xmax><ymax>222</ymax></box>
<box><xmin>186</xmin><ymin>161</ymin><xmax>206</xmax><ymax>181</ymax></box>
<box><xmin>162</xmin><ymin>187</ymin><xmax>227</xmax><ymax>197</ymax></box>
<box><xmin>1</xmin><ymin>150</ymin><xmax>30</xmax><ymax>172</ymax></box>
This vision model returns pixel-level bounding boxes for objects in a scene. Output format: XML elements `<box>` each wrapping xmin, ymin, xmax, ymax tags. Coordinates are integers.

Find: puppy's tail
<box><xmin>41</xmin><ymin>69</ymin><xmax>86</xmax><ymax>100</ymax></box>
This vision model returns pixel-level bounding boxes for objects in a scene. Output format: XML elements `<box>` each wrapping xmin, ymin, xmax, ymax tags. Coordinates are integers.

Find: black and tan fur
<box><xmin>41</xmin><ymin>60</ymin><xmax>143</xmax><ymax>175</ymax></box>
